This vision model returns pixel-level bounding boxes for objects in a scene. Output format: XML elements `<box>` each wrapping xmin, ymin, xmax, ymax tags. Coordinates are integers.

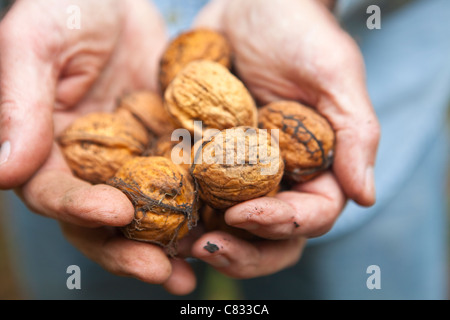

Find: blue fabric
<box><xmin>0</xmin><ymin>0</ymin><xmax>449</xmax><ymax>299</ymax></box>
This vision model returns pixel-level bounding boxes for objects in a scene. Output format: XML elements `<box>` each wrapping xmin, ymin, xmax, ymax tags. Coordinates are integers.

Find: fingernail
<box><xmin>0</xmin><ymin>141</ymin><xmax>11</xmax><ymax>166</ymax></box>
<box><xmin>365</xmin><ymin>166</ymin><xmax>376</xmax><ymax>202</ymax></box>
<box><xmin>205</xmin><ymin>254</ymin><xmax>230</xmax><ymax>268</ymax></box>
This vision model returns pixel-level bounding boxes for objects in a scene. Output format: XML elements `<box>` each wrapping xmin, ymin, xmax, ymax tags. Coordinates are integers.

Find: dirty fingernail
<box><xmin>202</xmin><ymin>241</ymin><xmax>230</xmax><ymax>268</ymax></box>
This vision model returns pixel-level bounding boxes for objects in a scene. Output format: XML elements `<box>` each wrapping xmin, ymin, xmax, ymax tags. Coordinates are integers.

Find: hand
<box><xmin>0</xmin><ymin>0</ymin><xmax>195</xmax><ymax>295</ymax></box>
<box><xmin>187</xmin><ymin>0</ymin><xmax>380</xmax><ymax>275</ymax></box>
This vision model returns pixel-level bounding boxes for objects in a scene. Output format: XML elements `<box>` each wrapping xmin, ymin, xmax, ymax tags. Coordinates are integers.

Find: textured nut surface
<box><xmin>108</xmin><ymin>156</ymin><xmax>198</xmax><ymax>253</ymax></box>
<box><xmin>59</xmin><ymin>110</ymin><xmax>151</xmax><ymax>184</ymax></box>
<box><xmin>191</xmin><ymin>126</ymin><xmax>284</xmax><ymax>210</ymax></box>
<box><xmin>258</xmin><ymin>101</ymin><xmax>335</xmax><ymax>182</ymax></box>
<box><xmin>116</xmin><ymin>90</ymin><xmax>177</xmax><ymax>137</ymax></box>
<box><xmin>159</xmin><ymin>28</ymin><xmax>231</xmax><ymax>92</ymax></box>
<box><xmin>164</xmin><ymin>60</ymin><xmax>258</xmax><ymax>135</ymax></box>
<box><xmin>149</xmin><ymin>133</ymin><xmax>192</xmax><ymax>171</ymax></box>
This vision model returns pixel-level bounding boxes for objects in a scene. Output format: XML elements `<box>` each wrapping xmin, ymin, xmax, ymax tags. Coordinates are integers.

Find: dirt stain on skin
<box><xmin>203</xmin><ymin>241</ymin><xmax>220</xmax><ymax>253</ymax></box>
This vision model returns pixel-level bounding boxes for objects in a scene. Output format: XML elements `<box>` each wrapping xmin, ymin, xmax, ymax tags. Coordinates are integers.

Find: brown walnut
<box><xmin>159</xmin><ymin>28</ymin><xmax>232</xmax><ymax>92</ymax></box>
<box><xmin>116</xmin><ymin>90</ymin><xmax>177</xmax><ymax>137</ymax></box>
<box><xmin>148</xmin><ymin>133</ymin><xmax>192</xmax><ymax>172</ymax></box>
<box><xmin>258</xmin><ymin>100</ymin><xmax>335</xmax><ymax>183</ymax></box>
<box><xmin>191</xmin><ymin>126</ymin><xmax>284</xmax><ymax>210</ymax></box>
<box><xmin>108</xmin><ymin>156</ymin><xmax>198</xmax><ymax>253</ymax></box>
<box><xmin>58</xmin><ymin>109</ymin><xmax>151</xmax><ymax>184</ymax></box>
<box><xmin>164</xmin><ymin>60</ymin><xmax>258</xmax><ymax>135</ymax></box>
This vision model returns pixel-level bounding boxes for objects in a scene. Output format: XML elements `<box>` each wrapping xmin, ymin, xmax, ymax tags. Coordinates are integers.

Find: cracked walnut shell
<box><xmin>58</xmin><ymin>109</ymin><xmax>151</xmax><ymax>184</ymax></box>
<box><xmin>164</xmin><ymin>60</ymin><xmax>258</xmax><ymax>135</ymax></box>
<box><xmin>108</xmin><ymin>156</ymin><xmax>198</xmax><ymax>253</ymax></box>
<box><xmin>191</xmin><ymin>126</ymin><xmax>284</xmax><ymax>210</ymax></box>
<box><xmin>159</xmin><ymin>28</ymin><xmax>232</xmax><ymax>92</ymax></box>
<box><xmin>258</xmin><ymin>101</ymin><xmax>335</xmax><ymax>183</ymax></box>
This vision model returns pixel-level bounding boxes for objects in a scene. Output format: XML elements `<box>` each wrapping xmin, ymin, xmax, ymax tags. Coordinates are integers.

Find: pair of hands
<box><xmin>0</xmin><ymin>0</ymin><xmax>380</xmax><ymax>295</ymax></box>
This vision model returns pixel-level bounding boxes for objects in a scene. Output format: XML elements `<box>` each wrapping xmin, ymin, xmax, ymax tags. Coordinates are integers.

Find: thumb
<box><xmin>192</xmin><ymin>0</ymin><xmax>227</xmax><ymax>30</ymax></box>
<box><xmin>0</xmin><ymin>27</ymin><xmax>56</xmax><ymax>189</ymax></box>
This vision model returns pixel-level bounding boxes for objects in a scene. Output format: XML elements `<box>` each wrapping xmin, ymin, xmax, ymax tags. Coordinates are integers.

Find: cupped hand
<box><xmin>188</xmin><ymin>0</ymin><xmax>380</xmax><ymax>275</ymax></box>
<box><xmin>0</xmin><ymin>0</ymin><xmax>196</xmax><ymax>295</ymax></box>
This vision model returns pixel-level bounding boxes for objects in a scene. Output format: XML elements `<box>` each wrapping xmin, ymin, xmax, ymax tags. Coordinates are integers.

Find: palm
<box><xmin>51</xmin><ymin>0</ymin><xmax>167</xmax><ymax>136</ymax></box>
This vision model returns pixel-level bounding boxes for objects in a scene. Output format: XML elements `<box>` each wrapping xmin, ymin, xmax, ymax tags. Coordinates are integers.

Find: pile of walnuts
<box><xmin>58</xmin><ymin>29</ymin><xmax>335</xmax><ymax>254</ymax></box>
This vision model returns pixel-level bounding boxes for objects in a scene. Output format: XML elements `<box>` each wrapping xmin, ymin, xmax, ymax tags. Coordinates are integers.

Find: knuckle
<box><xmin>368</xmin><ymin>119</ymin><xmax>381</xmax><ymax>144</ymax></box>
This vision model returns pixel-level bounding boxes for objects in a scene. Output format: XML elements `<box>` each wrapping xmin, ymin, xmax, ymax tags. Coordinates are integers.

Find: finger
<box><xmin>224</xmin><ymin>197</ymin><xmax>297</xmax><ymax>240</ymax></box>
<box><xmin>60</xmin><ymin>222</ymin><xmax>173</xmax><ymax>285</ymax></box>
<box><xmin>0</xmin><ymin>12</ymin><xmax>57</xmax><ymax>189</ymax></box>
<box><xmin>18</xmin><ymin>143</ymin><xmax>135</xmax><ymax>227</ymax></box>
<box><xmin>192</xmin><ymin>0</ymin><xmax>228</xmax><ymax>30</ymax></box>
<box><xmin>225</xmin><ymin>172</ymin><xmax>346</xmax><ymax>239</ymax></box>
<box><xmin>175</xmin><ymin>223</ymin><xmax>206</xmax><ymax>258</ymax></box>
<box><xmin>316</xmin><ymin>36</ymin><xmax>380</xmax><ymax>207</ymax></box>
<box><xmin>192</xmin><ymin>231</ymin><xmax>306</xmax><ymax>279</ymax></box>
<box><xmin>162</xmin><ymin>258</ymin><xmax>197</xmax><ymax>296</ymax></box>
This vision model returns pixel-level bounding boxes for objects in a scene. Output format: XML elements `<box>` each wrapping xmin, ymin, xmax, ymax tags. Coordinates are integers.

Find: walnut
<box><xmin>108</xmin><ymin>156</ymin><xmax>198</xmax><ymax>253</ymax></box>
<box><xmin>159</xmin><ymin>28</ymin><xmax>232</xmax><ymax>92</ymax></box>
<box><xmin>191</xmin><ymin>126</ymin><xmax>284</xmax><ymax>210</ymax></box>
<box><xmin>258</xmin><ymin>101</ymin><xmax>335</xmax><ymax>183</ymax></box>
<box><xmin>58</xmin><ymin>109</ymin><xmax>152</xmax><ymax>184</ymax></box>
<box><xmin>148</xmin><ymin>133</ymin><xmax>192</xmax><ymax>172</ymax></box>
<box><xmin>116</xmin><ymin>90</ymin><xmax>177</xmax><ymax>137</ymax></box>
<box><xmin>164</xmin><ymin>60</ymin><xmax>258</xmax><ymax>136</ymax></box>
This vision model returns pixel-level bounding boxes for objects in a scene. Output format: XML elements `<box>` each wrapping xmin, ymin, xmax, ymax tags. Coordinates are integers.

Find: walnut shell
<box><xmin>164</xmin><ymin>60</ymin><xmax>258</xmax><ymax>136</ymax></box>
<box><xmin>116</xmin><ymin>90</ymin><xmax>177</xmax><ymax>137</ymax></box>
<box><xmin>258</xmin><ymin>101</ymin><xmax>335</xmax><ymax>183</ymax></box>
<box><xmin>159</xmin><ymin>28</ymin><xmax>232</xmax><ymax>92</ymax></box>
<box><xmin>58</xmin><ymin>109</ymin><xmax>151</xmax><ymax>184</ymax></box>
<box><xmin>108</xmin><ymin>156</ymin><xmax>198</xmax><ymax>253</ymax></box>
<box><xmin>149</xmin><ymin>133</ymin><xmax>192</xmax><ymax>172</ymax></box>
<box><xmin>191</xmin><ymin>126</ymin><xmax>284</xmax><ymax>210</ymax></box>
